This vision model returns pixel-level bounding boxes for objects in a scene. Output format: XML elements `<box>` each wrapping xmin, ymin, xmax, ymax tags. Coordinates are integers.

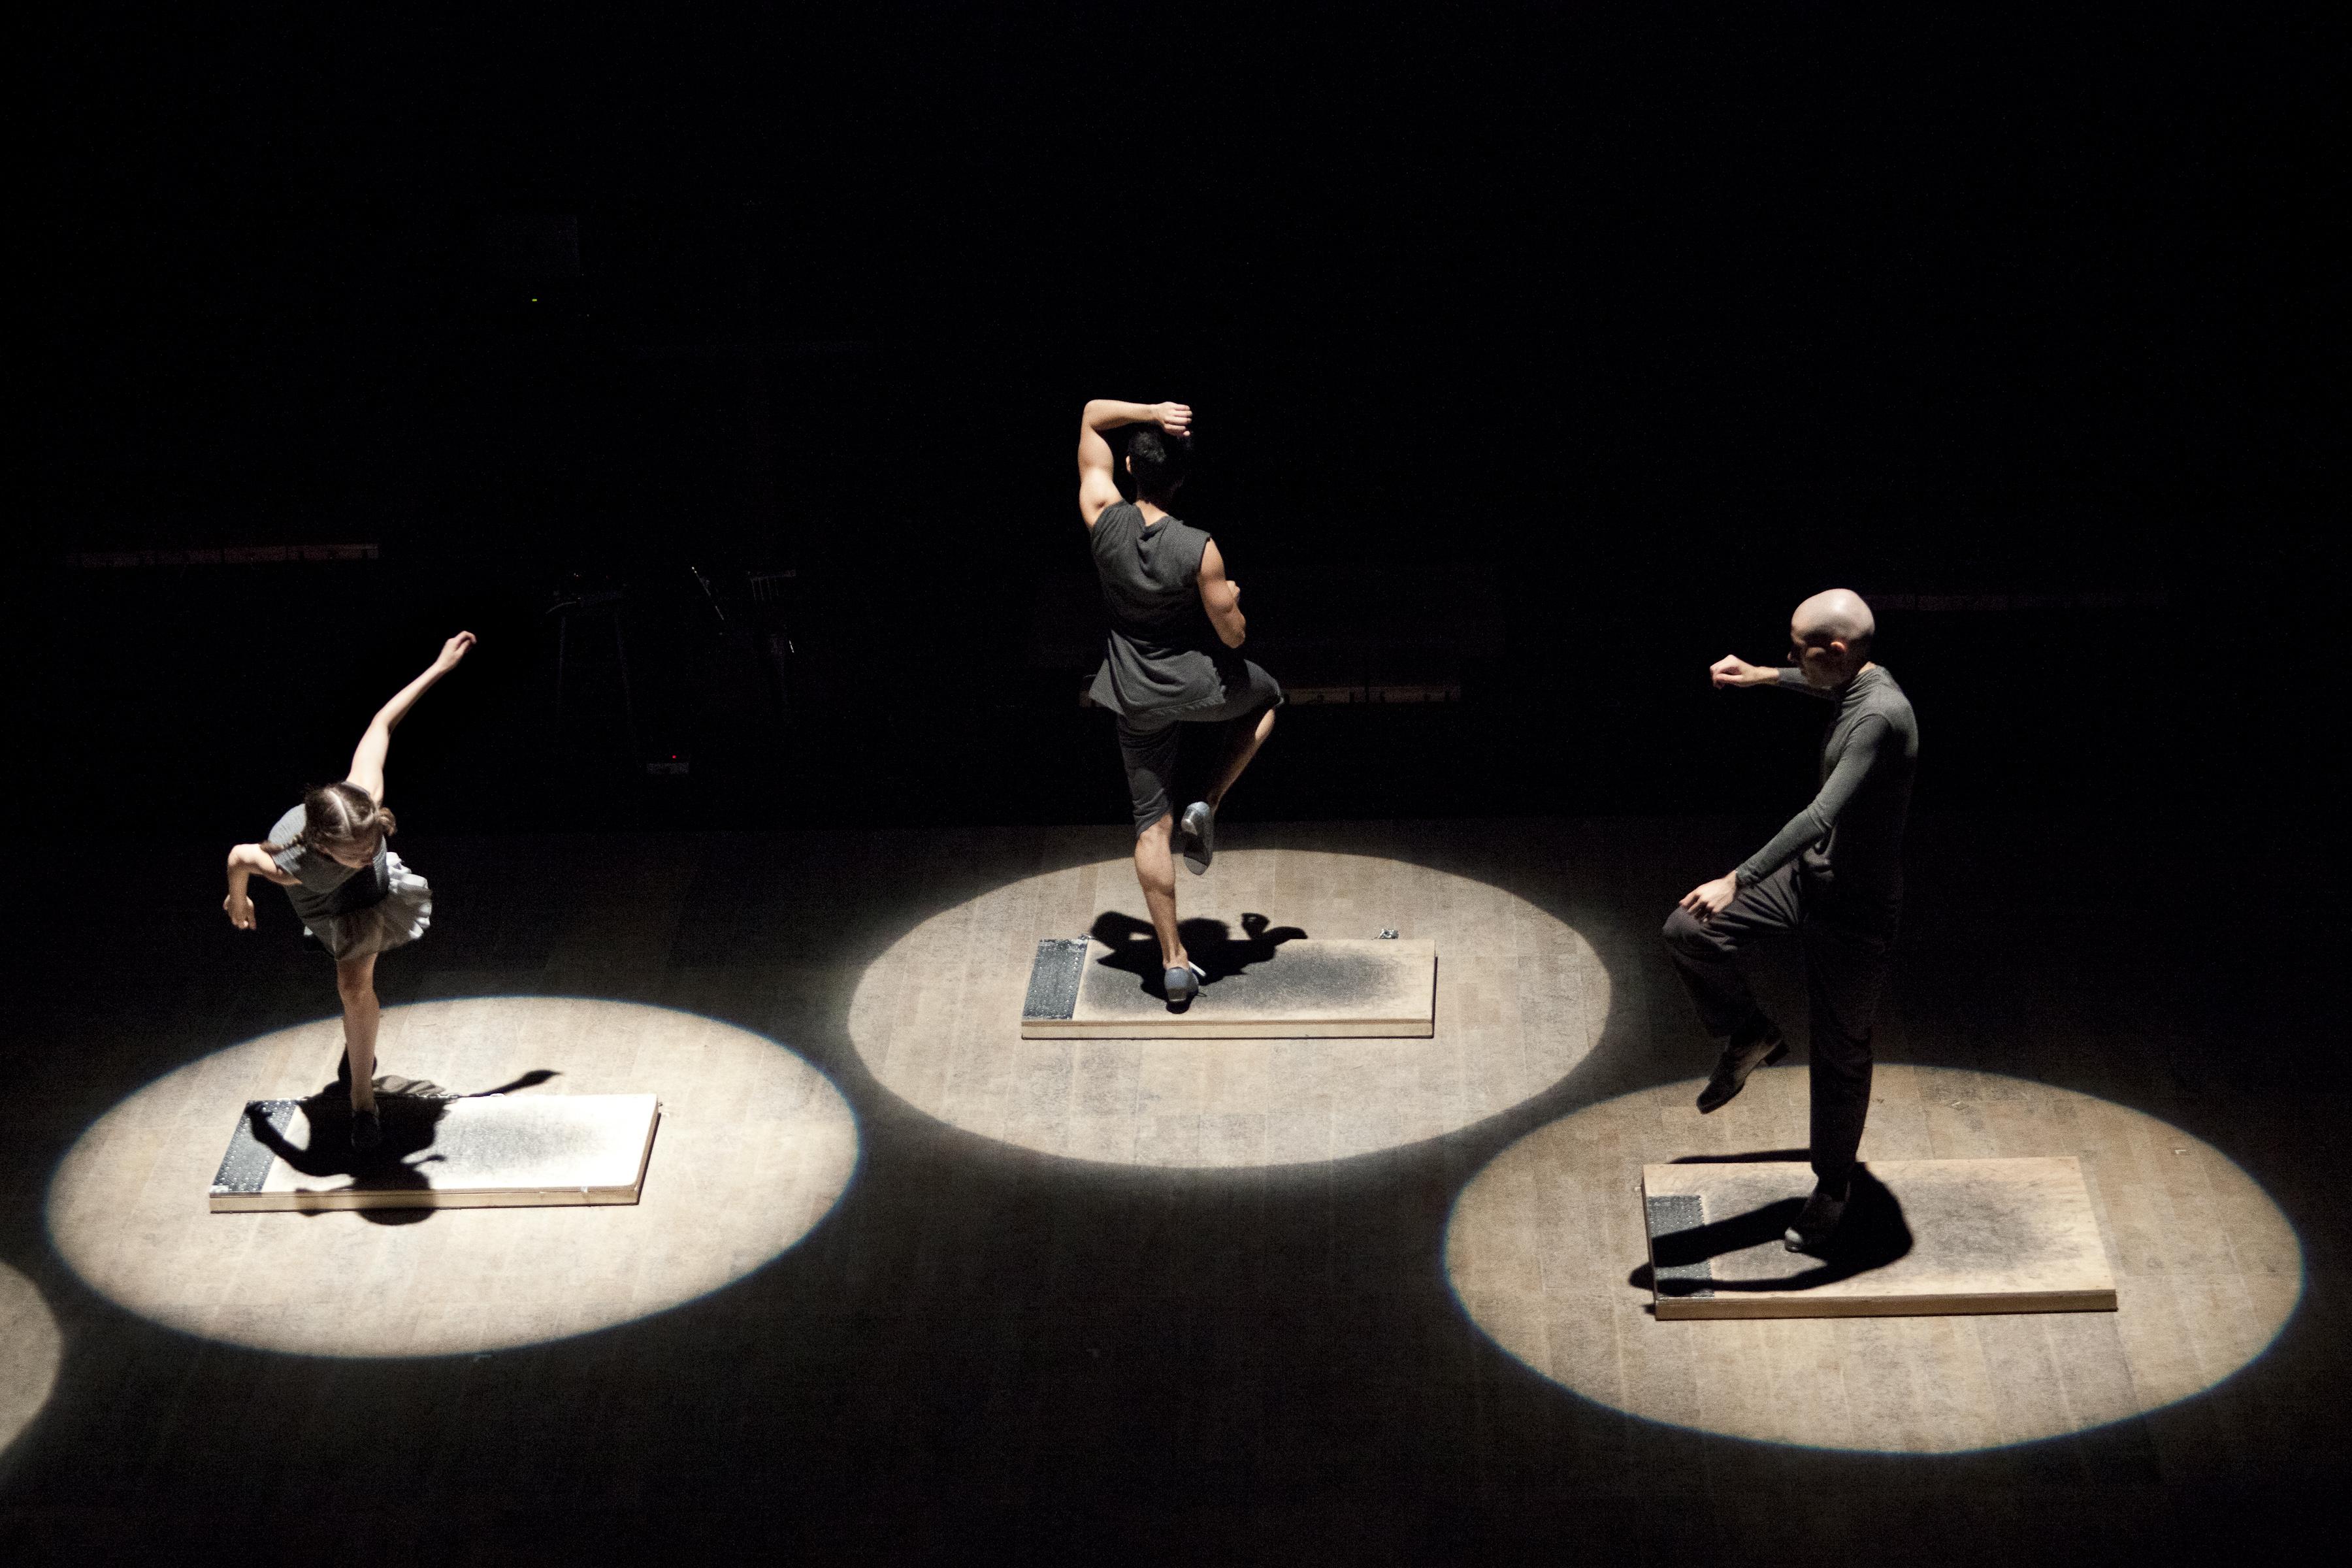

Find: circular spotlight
<box><xmin>48</xmin><ymin>999</ymin><xmax>860</xmax><ymax>1359</ymax></box>
<box><xmin>1445</xmin><ymin>1064</ymin><xmax>2302</xmax><ymax>1453</ymax></box>
<box><xmin>0</xmin><ymin>1262</ymin><xmax>63</xmax><ymax>1456</ymax></box>
<box><xmin>849</xmin><ymin>849</ymin><xmax>1610</xmax><ymax>1168</ymax></box>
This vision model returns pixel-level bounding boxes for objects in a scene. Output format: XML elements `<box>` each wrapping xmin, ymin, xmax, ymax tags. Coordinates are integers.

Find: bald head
<box><xmin>1793</xmin><ymin>589</ymin><xmax>1874</xmax><ymax>648</ymax></box>
<box><xmin>1789</xmin><ymin>589</ymin><xmax>1876</xmax><ymax>687</ymax></box>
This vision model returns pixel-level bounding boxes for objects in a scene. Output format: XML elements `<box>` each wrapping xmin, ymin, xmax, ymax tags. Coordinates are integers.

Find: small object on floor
<box><xmin>1639</xmin><ymin>1157</ymin><xmax>2118</xmax><ymax>1319</ymax></box>
<box><xmin>1784</xmin><ymin>1182</ymin><xmax>1848</xmax><ymax>1253</ymax></box>
<box><xmin>1163</xmin><ymin>960</ymin><xmax>1205</xmax><ymax>1009</ymax></box>
<box><xmin>1378</xmin><ymin>928</ymin><xmax>1399</xmax><ymax>940</ymax></box>
<box><xmin>1179</xmin><ymin>800</ymin><xmax>1216</xmax><ymax>875</ymax></box>
<box><xmin>1021</xmin><ymin>936</ymin><xmax>1438</xmax><ymax>1039</ymax></box>
<box><xmin>350</xmin><ymin>1107</ymin><xmax>382</xmax><ymax>1151</ymax></box>
<box><xmin>210</xmin><ymin>1093</ymin><xmax>662</xmax><ymax>1212</ymax></box>
<box><xmin>1695</xmin><ymin>1025</ymin><xmax>1788</xmax><ymax>1113</ymax></box>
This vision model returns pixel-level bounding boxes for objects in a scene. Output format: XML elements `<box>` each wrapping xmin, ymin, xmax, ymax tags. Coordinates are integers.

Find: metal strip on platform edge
<box><xmin>1644</xmin><ymin>1192</ymin><xmax>1714</xmax><ymax>1298</ymax></box>
<box><xmin>211</xmin><ymin>1100</ymin><xmax>301</xmax><ymax>1195</ymax></box>
<box><xmin>1021</xmin><ymin>938</ymin><xmax>1092</xmax><ymax>1021</ymax></box>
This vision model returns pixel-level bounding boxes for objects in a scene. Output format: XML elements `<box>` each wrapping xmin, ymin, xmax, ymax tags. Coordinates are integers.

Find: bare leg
<box><xmin>335</xmin><ymin>952</ymin><xmax>381</xmax><ymax>1114</ymax></box>
<box><xmin>1133</xmin><ymin>815</ymin><xmax>1187</xmax><ymax>968</ymax></box>
<box><xmin>1204</xmin><ymin>705</ymin><xmax>1277</xmax><ymax>809</ymax></box>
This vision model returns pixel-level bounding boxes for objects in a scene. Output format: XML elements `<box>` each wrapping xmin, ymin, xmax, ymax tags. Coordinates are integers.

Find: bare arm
<box><xmin>1198</xmin><ymin>538</ymin><xmax>1246</xmax><ymax>648</ymax></box>
<box><xmin>1077</xmin><ymin>399</ymin><xmax>1191</xmax><ymax>527</ymax></box>
<box><xmin>346</xmin><ymin>632</ymin><xmax>476</xmax><ymax>802</ymax></box>
<box><xmin>223</xmin><ymin>843</ymin><xmax>299</xmax><ymax>929</ymax></box>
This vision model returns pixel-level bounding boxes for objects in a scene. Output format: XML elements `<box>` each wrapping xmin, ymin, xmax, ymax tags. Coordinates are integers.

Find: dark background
<box><xmin>7</xmin><ymin>8</ymin><xmax>2347</xmax><ymax>1562</ymax></box>
<box><xmin>18</xmin><ymin>4</ymin><xmax>2334</xmax><ymax>841</ymax></box>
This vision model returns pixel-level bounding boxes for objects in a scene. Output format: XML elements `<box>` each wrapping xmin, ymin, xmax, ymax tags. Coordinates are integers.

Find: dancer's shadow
<box><xmin>249</xmin><ymin>1068</ymin><xmax>561</xmax><ymax>1226</ymax></box>
<box><xmin>1627</xmin><ymin>1153</ymin><xmax>1912</xmax><ymax>1299</ymax></box>
<box><xmin>1089</xmin><ymin>911</ymin><xmax>1309</xmax><ymax>998</ymax></box>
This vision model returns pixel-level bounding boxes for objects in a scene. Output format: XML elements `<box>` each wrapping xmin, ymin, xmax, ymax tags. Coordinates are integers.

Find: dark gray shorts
<box><xmin>1114</xmin><ymin>661</ymin><xmax>1284</xmax><ymax>835</ymax></box>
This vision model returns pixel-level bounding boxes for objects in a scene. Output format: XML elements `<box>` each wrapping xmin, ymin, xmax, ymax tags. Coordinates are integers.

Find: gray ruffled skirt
<box><xmin>302</xmin><ymin>853</ymin><xmax>433</xmax><ymax>960</ymax></box>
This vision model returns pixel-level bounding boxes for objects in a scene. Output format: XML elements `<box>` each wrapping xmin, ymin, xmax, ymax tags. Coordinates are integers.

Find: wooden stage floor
<box><xmin>1</xmin><ymin>815</ymin><xmax>2343</xmax><ymax>1563</ymax></box>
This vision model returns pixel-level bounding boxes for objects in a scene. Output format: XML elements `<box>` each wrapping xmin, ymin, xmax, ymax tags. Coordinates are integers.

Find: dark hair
<box><xmin>1127</xmin><ymin>427</ymin><xmax>1192</xmax><ymax>501</ymax></box>
<box><xmin>261</xmin><ymin>781</ymin><xmax>397</xmax><ymax>857</ymax></box>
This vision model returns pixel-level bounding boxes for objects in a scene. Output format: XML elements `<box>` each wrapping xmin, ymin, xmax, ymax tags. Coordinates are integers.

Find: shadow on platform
<box><xmin>1629</xmin><ymin>1153</ymin><xmax>1913</xmax><ymax>1301</ymax></box>
<box><xmin>246</xmin><ymin>1069</ymin><xmax>560</xmax><ymax>1225</ymax></box>
<box><xmin>1088</xmin><ymin>911</ymin><xmax>1310</xmax><ymax>998</ymax></box>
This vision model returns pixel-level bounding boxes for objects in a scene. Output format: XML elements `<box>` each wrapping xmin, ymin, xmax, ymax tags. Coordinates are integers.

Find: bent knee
<box><xmin>1660</xmin><ymin>905</ymin><xmax>1711</xmax><ymax>951</ymax></box>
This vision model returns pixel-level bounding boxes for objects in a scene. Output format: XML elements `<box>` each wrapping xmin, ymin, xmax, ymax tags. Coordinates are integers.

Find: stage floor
<box><xmin>3</xmin><ymin>815</ymin><xmax>2342</xmax><ymax>1561</ymax></box>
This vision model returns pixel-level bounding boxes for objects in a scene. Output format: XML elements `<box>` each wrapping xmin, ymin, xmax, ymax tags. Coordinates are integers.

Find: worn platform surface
<box><xmin>1020</xmin><ymin>936</ymin><xmax>1437</xmax><ymax>1038</ymax></box>
<box><xmin>1642</xmin><ymin>1156</ymin><xmax>2118</xmax><ymax>1320</ymax></box>
<box><xmin>210</xmin><ymin>1092</ymin><xmax>661</xmax><ymax>1212</ymax></box>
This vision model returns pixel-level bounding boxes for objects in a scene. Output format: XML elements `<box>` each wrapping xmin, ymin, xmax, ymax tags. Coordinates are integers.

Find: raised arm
<box><xmin>345</xmin><ymin>632</ymin><xmax>476</xmax><ymax>802</ymax></box>
<box><xmin>1709</xmin><ymin>656</ymin><xmax>1831</xmax><ymax>698</ymax></box>
<box><xmin>1198</xmin><ymin>538</ymin><xmax>1246</xmax><ymax>648</ymax></box>
<box><xmin>1077</xmin><ymin>399</ymin><xmax>1191</xmax><ymax>526</ymax></box>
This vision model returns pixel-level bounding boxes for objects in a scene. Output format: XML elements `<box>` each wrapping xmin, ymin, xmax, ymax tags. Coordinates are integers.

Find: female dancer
<box><xmin>223</xmin><ymin>631</ymin><xmax>476</xmax><ymax>1149</ymax></box>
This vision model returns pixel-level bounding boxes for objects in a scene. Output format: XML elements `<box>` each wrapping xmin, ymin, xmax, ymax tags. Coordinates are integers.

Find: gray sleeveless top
<box><xmin>1086</xmin><ymin>502</ymin><xmax>1235</xmax><ymax>715</ymax></box>
<box><xmin>267</xmin><ymin>802</ymin><xmax>392</xmax><ymax>924</ymax></box>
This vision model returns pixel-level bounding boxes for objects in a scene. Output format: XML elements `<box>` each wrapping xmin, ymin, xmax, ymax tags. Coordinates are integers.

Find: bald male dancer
<box><xmin>1663</xmin><ymin>589</ymin><xmax>1918</xmax><ymax>1250</ymax></box>
<box><xmin>1077</xmin><ymin>399</ymin><xmax>1282</xmax><ymax>1009</ymax></box>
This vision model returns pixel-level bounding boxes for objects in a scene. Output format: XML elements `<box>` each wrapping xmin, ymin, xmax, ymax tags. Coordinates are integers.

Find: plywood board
<box><xmin>1019</xmin><ymin>936</ymin><xmax>1437</xmax><ymax>1039</ymax></box>
<box><xmin>209</xmin><ymin>1093</ymin><xmax>661</xmax><ymax>1212</ymax></box>
<box><xmin>1642</xmin><ymin>1156</ymin><xmax>2117</xmax><ymax>1320</ymax></box>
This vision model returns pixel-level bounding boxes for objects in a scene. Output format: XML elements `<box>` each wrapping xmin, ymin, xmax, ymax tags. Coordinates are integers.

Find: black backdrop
<box><xmin>18</xmin><ymin>5</ymin><xmax>2335</xmax><ymax>839</ymax></box>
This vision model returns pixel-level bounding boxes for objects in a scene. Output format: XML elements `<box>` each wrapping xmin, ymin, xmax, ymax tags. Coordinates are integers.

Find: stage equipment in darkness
<box><xmin>546</xmin><ymin>563</ymin><xmax>802</xmax><ymax>780</ymax></box>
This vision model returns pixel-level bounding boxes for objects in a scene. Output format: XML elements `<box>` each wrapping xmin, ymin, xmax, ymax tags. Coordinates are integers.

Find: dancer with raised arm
<box><xmin>1661</xmin><ymin>590</ymin><xmax>1917</xmax><ymax>1250</ymax></box>
<box><xmin>223</xmin><ymin>632</ymin><xmax>476</xmax><ymax>1149</ymax></box>
<box><xmin>1077</xmin><ymin>399</ymin><xmax>1282</xmax><ymax>1009</ymax></box>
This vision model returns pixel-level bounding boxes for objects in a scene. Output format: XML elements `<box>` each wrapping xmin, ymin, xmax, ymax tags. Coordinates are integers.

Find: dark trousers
<box><xmin>1660</xmin><ymin>863</ymin><xmax>1895</xmax><ymax>1190</ymax></box>
<box><xmin>1113</xmin><ymin>660</ymin><xmax>1285</xmax><ymax>834</ymax></box>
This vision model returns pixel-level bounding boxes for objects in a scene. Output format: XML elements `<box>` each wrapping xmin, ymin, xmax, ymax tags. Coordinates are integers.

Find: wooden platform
<box><xmin>1019</xmin><ymin>936</ymin><xmax>1437</xmax><ymax>1039</ymax></box>
<box><xmin>209</xmin><ymin>1092</ymin><xmax>661</xmax><ymax>1212</ymax></box>
<box><xmin>1641</xmin><ymin>1156</ymin><xmax>2118</xmax><ymax>1320</ymax></box>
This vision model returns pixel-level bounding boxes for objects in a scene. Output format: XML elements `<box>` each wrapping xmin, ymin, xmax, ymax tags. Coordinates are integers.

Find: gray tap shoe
<box><xmin>1163</xmin><ymin>959</ymin><xmax>1207</xmax><ymax>1009</ymax></box>
<box><xmin>1179</xmin><ymin>800</ymin><xmax>1215</xmax><ymax>875</ymax></box>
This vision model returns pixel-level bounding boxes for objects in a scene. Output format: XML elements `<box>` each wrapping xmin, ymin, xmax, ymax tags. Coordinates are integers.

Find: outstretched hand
<box><xmin>1678</xmin><ymin>875</ymin><xmax>1740</xmax><ymax>923</ymax></box>
<box><xmin>435</xmin><ymin>630</ymin><xmax>477</xmax><ymax>670</ymax></box>
<box><xmin>1710</xmin><ymin>655</ymin><xmax>1775</xmax><ymax>689</ymax></box>
<box><xmin>1151</xmin><ymin>402</ymin><xmax>1192</xmax><ymax>435</ymax></box>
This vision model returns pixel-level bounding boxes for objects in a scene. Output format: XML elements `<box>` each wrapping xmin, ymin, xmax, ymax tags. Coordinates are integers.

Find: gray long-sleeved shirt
<box><xmin>1735</xmin><ymin>664</ymin><xmax>1918</xmax><ymax>923</ymax></box>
